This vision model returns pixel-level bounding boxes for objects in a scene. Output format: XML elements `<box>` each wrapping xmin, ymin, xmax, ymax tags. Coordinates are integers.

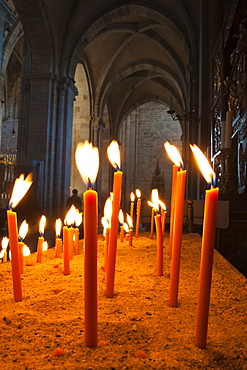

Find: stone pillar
<box><xmin>54</xmin><ymin>77</ymin><xmax>78</xmax><ymax>217</ymax></box>
<box><xmin>17</xmin><ymin>73</ymin><xmax>77</xmax><ymax>216</ymax></box>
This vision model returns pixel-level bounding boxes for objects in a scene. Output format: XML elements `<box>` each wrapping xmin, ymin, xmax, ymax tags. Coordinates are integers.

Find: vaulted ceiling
<box><xmin>9</xmin><ymin>0</ymin><xmax>227</xmax><ymax>136</ymax></box>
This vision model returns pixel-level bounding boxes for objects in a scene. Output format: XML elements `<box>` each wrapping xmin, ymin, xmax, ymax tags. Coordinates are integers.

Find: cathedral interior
<box><xmin>0</xmin><ymin>0</ymin><xmax>247</xmax><ymax>276</ymax></box>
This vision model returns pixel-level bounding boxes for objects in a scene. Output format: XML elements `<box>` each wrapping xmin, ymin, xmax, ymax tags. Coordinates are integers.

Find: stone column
<box><xmin>53</xmin><ymin>77</ymin><xmax>78</xmax><ymax>217</ymax></box>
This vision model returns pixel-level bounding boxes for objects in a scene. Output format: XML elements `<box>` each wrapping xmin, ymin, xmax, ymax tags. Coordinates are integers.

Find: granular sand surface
<box><xmin>0</xmin><ymin>232</ymin><xmax>246</xmax><ymax>369</ymax></box>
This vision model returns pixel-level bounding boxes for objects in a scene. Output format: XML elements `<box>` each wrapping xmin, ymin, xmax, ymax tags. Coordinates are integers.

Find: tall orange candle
<box><xmin>130</xmin><ymin>192</ymin><xmax>135</xmax><ymax>222</ymax></box>
<box><xmin>164</xmin><ymin>142</ymin><xmax>180</xmax><ymax>259</ymax></box>
<box><xmin>74</xmin><ymin>211</ymin><xmax>82</xmax><ymax>255</ymax></box>
<box><xmin>68</xmin><ymin>227</ymin><xmax>74</xmax><ymax>260</ymax></box>
<box><xmin>76</xmin><ymin>140</ymin><xmax>99</xmax><ymax>348</ymax></box>
<box><xmin>126</xmin><ymin>213</ymin><xmax>133</xmax><ymax>246</ymax></box>
<box><xmin>118</xmin><ymin>209</ymin><xmax>124</xmax><ymax>242</ymax></box>
<box><xmin>18</xmin><ymin>220</ymin><xmax>28</xmax><ymax>274</ymax></box>
<box><xmin>7</xmin><ymin>173</ymin><xmax>33</xmax><ymax>302</ymax></box>
<box><xmin>106</xmin><ymin>141</ymin><xmax>123</xmax><ymax>298</ymax></box>
<box><xmin>148</xmin><ymin>189</ymin><xmax>163</xmax><ymax>276</ymax></box>
<box><xmin>169</xmin><ymin>168</ymin><xmax>186</xmax><ymax>307</ymax></box>
<box><xmin>190</xmin><ymin>144</ymin><xmax>219</xmax><ymax>349</ymax></box>
<box><xmin>135</xmin><ymin>189</ymin><xmax>141</xmax><ymax>237</ymax></box>
<box><xmin>7</xmin><ymin>209</ymin><xmax>22</xmax><ymax>301</ymax></box>
<box><xmin>101</xmin><ymin>216</ymin><xmax>110</xmax><ymax>271</ymax></box>
<box><xmin>63</xmin><ymin>225</ymin><xmax>70</xmax><ymax>275</ymax></box>
<box><xmin>150</xmin><ymin>207</ymin><xmax>154</xmax><ymax>239</ymax></box>
<box><xmin>37</xmin><ymin>215</ymin><xmax>46</xmax><ymax>263</ymax></box>
<box><xmin>159</xmin><ymin>201</ymin><xmax>167</xmax><ymax>240</ymax></box>
<box><xmin>55</xmin><ymin>218</ymin><xmax>62</xmax><ymax>258</ymax></box>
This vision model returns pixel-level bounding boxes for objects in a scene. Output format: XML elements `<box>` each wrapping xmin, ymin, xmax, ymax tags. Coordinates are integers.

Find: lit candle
<box><xmin>148</xmin><ymin>189</ymin><xmax>163</xmax><ymax>276</ymax></box>
<box><xmin>150</xmin><ymin>207</ymin><xmax>154</xmax><ymax>239</ymax></box>
<box><xmin>123</xmin><ymin>222</ymin><xmax>129</xmax><ymax>241</ymax></box>
<box><xmin>7</xmin><ymin>173</ymin><xmax>33</xmax><ymax>301</ymax></box>
<box><xmin>23</xmin><ymin>244</ymin><xmax>31</xmax><ymax>265</ymax></box>
<box><xmin>190</xmin><ymin>144</ymin><xmax>219</xmax><ymax>349</ymax></box>
<box><xmin>126</xmin><ymin>213</ymin><xmax>133</xmax><ymax>246</ymax></box>
<box><xmin>135</xmin><ymin>189</ymin><xmax>141</xmax><ymax>238</ymax></box>
<box><xmin>164</xmin><ymin>141</ymin><xmax>180</xmax><ymax>259</ymax></box>
<box><xmin>165</xmin><ymin>143</ymin><xmax>186</xmax><ymax>308</ymax></box>
<box><xmin>62</xmin><ymin>224</ymin><xmax>70</xmax><ymax>275</ymax></box>
<box><xmin>37</xmin><ymin>215</ymin><xmax>46</xmax><ymax>263</ymax></box>
<box><xmin>101</xmin><ymin>216</ymin><xmax>110</xmax><ymax>271</ymax></box>
<box><xmin>106</xmin><ymin>140</ymin><xmax>123</xmax><ymax>298</ymax></box>
<box><xmin>55</xmin><ymin>218</ymin><xmax>62</xmax><ymax>258</ymax></box>
<box><xmin>102</xmin><ymin>196</ymin><xmax>112</xmax><ymax>271</ymax></box>
<box><xmin>76</xmin><ymin>140</ymin><xmax>99</xmax><ymax>348</ymax></box>
<box><xmin>1</xmin><ymin>237</ymin><xmax>9</xmax><ymax>262</ymax></box>
<box><xmin>118</xmin><ymin>209</ymin><xmax>125</xmax><ymax>242</ymax></box>
<box><xmin>130</xmin><ymin>192</ymin><xmax>135</xmax><ymax>222</ymax></box>
<box><xmin>18</xmin><ymin>220</ymin><xmax>28</xmax><ymax>274</ymax></box>
<box><xmin>74</xmin><ymin>211</ymin><xmax>82</xmax><ymax>255</ymax></box>
<box><xmin>159</xmin><ymin>200</ymin><xmax>167</xmax><ymax>240</ymax></box>
<box><xmin>64</xmin><ymin>205</ymin><xmax>77</xmax><ymax>260</ymax></box>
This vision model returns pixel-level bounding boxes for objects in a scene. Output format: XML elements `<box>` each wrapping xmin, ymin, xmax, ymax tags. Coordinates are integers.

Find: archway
<box><xmin>120</xmin><ymin>101</ymin><xmax>182</xmax><ymax>213</ymax></box>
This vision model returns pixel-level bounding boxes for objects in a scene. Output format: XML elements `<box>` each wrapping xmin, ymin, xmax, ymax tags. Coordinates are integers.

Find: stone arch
<box><xmin>120</xmin><ymin>100</ymin><xmax>182</xmax><ymax>211</ymax></box>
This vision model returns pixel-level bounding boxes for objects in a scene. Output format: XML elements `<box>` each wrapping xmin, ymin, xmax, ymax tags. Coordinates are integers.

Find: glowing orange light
<box><xmin>75</xmin><ymin>140</ymin><xmax>99</xmax><ymax>186</ymax></box>
<box><xmin>159</xmin><ymin>200</ymin><xmax>166</xmax><ymax>211</ymax></box>
<box><xmin>123</xmin><ymin>222</ymin><xmax>129</xmax><ymax>233</ymax></box>
<box><xmin>104</xmin><ymin>196</ymin><xmax>112</xmax><ymax>224</ymax></box>
<box><xmin>148</xmin><ymin>189</ymin><xmax>159</xmax><ymax>212</ymax></box>
<box><xmin>190</xmin><ymin>144</ymin><xmax>215</xmax><ymax>184</ymax></box>
<box><xmin>164</xmin><ymin>141</ymin><xmax>183</xmax><ymax>168</ymax></box>
<box><xmin>9</xmin><ymin>173</ymin><xmax>33</xmax><ymax>209</ymax></box>
<box><xmin>75</xmin><ymin>212</ymin><xmax>82</xmax><ymax>228</ymax></box>
<box><xmin>42</xmin><ymin>241</ymin><xmax>48</xmax><ymax>252</ymax></box>
<box><xmin>23</xmin><ymin>244</ymin><xmax>31</xmax><ymax>257</ymax></box>
<box><xmin>130</xmin><ymin>192</ymin><xmax>135</xmax><ymax>202</ymax></box>
<box><xmin>64</xmin><ymin>205</ymin><xmax>77</xmax><ymax>226</ymax></box>
<box><xmin>101</xmin><ymin>216</ymin><xmax>110</xmax><ymax>229</ymax></box>
<box><xmin>19</xmin><ymin>220</ymin><xmax>28</xmax><ymax>240</ymax></box>
<box><xmin>118</xmin><ymin>209</ymin><xmax>124</xmax><ymax>225</ymax></box>
<box><xmin>126</xmin><ymin>213</ymin><xmax>133</xmax><ymax>229</ymax></box>
<box><xmin>107</xmin><ymin>140</ymin><xmax>121</xmax><ymax>169</ymax></box>
<box><xmin>56</xmin><ymin>218</ymin><xmax>62</xmax><ymax>237</ymax></box>
<box><xmin>39</xmin><ymin>215</ymin><xmax>46</xmax><ymax>235</ymax></box>
<box><xmin>135</xmin><ymin>189</ymin><xmax>141</xmax><ymax>198</ymax></box>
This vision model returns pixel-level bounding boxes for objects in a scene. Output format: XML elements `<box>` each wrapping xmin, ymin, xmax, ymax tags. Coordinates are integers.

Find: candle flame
<box><xmin>118</xmin><ymin>209</ymin><xmax>124</xmax><ymax>224</ymax></box>
<box><xmin>56</xmin><ymin>218</ymin><xmax>62</xmax><ymax>237</ymax></box>
<box><xmin>9</xmin><ymin>173</ymin><xmax>33</xmax><ymax>209</ymax></box>
<box><xmin>104</xmin><ymin>196</ymin><xmax>112</xmax><ymax>222</ymax></box>
<box><xmin>148</xmin><ymin>189</ymin><xmax>159</xmax><ymax>212</ymax></box>
<box><xmin>101</xmin><ymin>216</ymin><xmax>110</xmax><ymax>229</ymax></box>
<box><xmin>75</xmin><ymin>212</ymin><xmax>83</xmax><ymax>228</ymax></box>
<box><xmin>130</xmin><ymin>192</ymin><xmax>135</xmax><ymax>202</ymax></box>
<box><xmin>164</xmin><ymin>141</ymin><xmax>183</xmax><ymax>168</ymax></box>
<box><xmin>135</xmin><ymin>189</ymin><xmax>141</xmax><ymax>198</ymax></box>
<box><xmin>123</xmin><ymin>222</ymin><xmax>129</xmax><ymax>233</ymax></box>
<box><xmin>190</xmin><ymin>144</ymin><xmax>215</xmax><ymax>184</ymax></box>
<box><xmin>107</xmin><ymin>140</ymin><xmax>121</xmax><ymax>169</ymax></box>
<box><xmin>64</xmin><ymin>205</ymin><xmax>77</xmax><ymax>226</ymax></box>
<box><xmin>42</xmin><ymin>241</ymin><xmax>48</xmax><ymax>252</ymax></box>
<box><xmin>23</xmin><ymin>244</ymin><xmax>31</xmax><ymax>257</ymax></box>
<box><xmin>75</xmin><ymin>140</ymin><xmax>99</xmax><ymax>186</ymax></box>
<box><xmin>39</xmin><ymin>215</ymin><xmax>46</xmax><ymax>235</ymax></box>
<box><xmin>126</xmin><ymin>213</ymin><xmax>133</xmax><ymax>229</ymax></box>
<box><xmin>1</xmin><ymin>236</ymin><xmax>9</xmax><ymax>251</ymax></box>
<box><xmin>159</xmin><ymin>200</ymin><xmax>166</xmax><ymax>211</ymax></box>
<box><xmin>19</xmin><ymin>220</ymin><xmax>28</xmax><ymax>240</ymax></box>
